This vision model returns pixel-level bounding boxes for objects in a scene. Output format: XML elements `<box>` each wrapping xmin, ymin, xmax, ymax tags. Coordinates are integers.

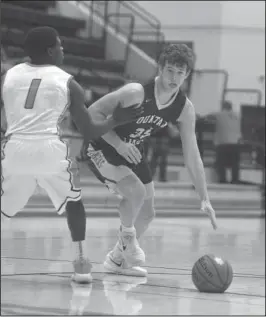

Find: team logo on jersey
<box><xmin>86</xmin><ymin>145</ymin><xmax>106</xmax><ymax>169</ymax></box>
<box><xmin>125</xmin><ymin>115</ymin><xmax>168</xmax><ymax>145</ymax></box>
<box><xmin>136</xmin><ymin>115</ymin><xmax>168</xmax><ymax>128</ymax></box>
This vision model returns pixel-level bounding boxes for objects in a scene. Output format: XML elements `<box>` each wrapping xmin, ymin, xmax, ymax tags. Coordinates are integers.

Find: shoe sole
<box><xmin>104</xmin><ymin>260</ymin><xmax>147</xmax><ymax>277</ymax></box>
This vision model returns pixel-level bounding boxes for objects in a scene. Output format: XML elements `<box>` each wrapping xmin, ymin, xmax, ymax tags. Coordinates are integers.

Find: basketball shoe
<box><xmin>117</xmin><ymin>226</ymin><xmax>145</xmax><ymax>267</ymax></box>
<box><xmin>72</xmin><ymin>257</ymin><xmax>93</xmax><ymax>284</ymax></box>
<box><xmin>104</xmin><ymin>242</ymin><xmax>147</xmax><ymax>277</ymax></box>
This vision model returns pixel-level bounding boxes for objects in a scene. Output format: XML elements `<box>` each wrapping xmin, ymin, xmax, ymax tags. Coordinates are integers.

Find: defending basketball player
<box><xmin>82</xmin><ymin>43</ymin><xmax>218</xmax><ymax>277</ymax></box>
<box><xmin>1</xmin><ymin>27</ymin><xmax>143</xmax><ymax>284</ymax></box>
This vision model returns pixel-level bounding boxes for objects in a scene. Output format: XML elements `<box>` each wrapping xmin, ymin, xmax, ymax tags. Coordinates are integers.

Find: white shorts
<box><xmin>1</xmin><ymin>136</ymin><xmax>81</xmax><ymax>217</ymax></box>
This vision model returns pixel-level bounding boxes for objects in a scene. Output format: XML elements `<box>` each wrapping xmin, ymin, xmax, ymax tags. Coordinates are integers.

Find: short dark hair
<box><xmin>24</xmin><ymin>26</ymin><xmax>59</xmax><ymax>59</ymax></box>
<box><xmin>158</xmin><ymin>43</ymin><xmax>195</xmax><ymax>72</ymax></box>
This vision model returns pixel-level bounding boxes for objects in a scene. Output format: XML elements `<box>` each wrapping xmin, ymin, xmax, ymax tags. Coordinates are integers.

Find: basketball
<box><xmin>119</xmin><ymin>83</ymin><xmax>144</xmax><ymax>108</ymax></box>
<box><xmin>192</xmin><ymin>254</ymin><xmax>233</xmax><ymax>293</ymax></box>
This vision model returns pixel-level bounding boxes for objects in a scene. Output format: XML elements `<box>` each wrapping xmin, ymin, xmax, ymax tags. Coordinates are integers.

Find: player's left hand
<box><xmin>201</xmin><ymin>200</ymin><xmax>218</xmax><ymax>230</ymax></box>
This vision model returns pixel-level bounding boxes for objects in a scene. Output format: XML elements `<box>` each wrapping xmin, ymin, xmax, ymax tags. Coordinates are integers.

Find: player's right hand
<box><xmin>113</xmin><ymin>103</ymin><xmax>144</xmax><ymax>125</ymax></box>
<box><xmin>117</xmin><ymin>142</ymin><xmax>142</xmax><ymax>165</ymax></box>
<box><xmin>201</xmin><ymin>200</ymin><xmax>218</xmax><ymax>230</ymax></box>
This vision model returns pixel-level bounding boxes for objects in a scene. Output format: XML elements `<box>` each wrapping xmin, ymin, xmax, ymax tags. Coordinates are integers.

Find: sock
<box><xmin>121</xmin><ymin>224</ymin><xmax>135</xmax><ymax>233</ymax></box>
<box><xmin>66</xmin><ymin>200</ymin><xmax>87</xmax><ymax>259</ymax></box>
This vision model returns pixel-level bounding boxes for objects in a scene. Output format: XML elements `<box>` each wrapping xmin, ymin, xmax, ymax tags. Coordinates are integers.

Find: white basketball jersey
<box><xmin>2</xmin><ymin>63</ymin><xmax>72</xmax><ymax>137</ymax></box>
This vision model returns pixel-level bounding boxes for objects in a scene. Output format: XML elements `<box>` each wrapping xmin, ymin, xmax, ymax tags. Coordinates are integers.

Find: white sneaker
<box><xmin>118</xmin><ymin>227</ymin><xmax>145</xmax><ymax>267</ymax></box>
<box><xmin>72</xmin><ymin>257</ymin><xmax>93</xmax><ymax>284</ymax></box>
<box><xmin>104</xmin><ymin>243</ymin><xmax>147</xmax><ymax>277</ymax></box>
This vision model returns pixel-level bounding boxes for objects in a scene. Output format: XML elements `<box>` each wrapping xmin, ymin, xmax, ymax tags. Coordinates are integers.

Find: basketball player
<box><xmin>81</xmin><ymin>43</ymin><xmax>218</xmax><ymax>277</ymax></box>
<box><xmin>1</xmin><ymin>26</ymin><xmax>143</xmax><ymax>283</ymax></box>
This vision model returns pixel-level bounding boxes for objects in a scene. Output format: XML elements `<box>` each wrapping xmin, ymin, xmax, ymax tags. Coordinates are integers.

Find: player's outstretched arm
<box><xmin>68</xmin><ymin>79</ymin><xmax>142</xmax><ymax>143</ymax></box>
<box><xmin>178</xmin><ymin>99</ymin><xmax>218</xmax><ymax>230</ymax></box>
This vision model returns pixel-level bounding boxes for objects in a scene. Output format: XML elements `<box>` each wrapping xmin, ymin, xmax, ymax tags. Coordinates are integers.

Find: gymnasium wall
<box><xmin>134</xmin><ymin>1</ymin><xmax>265</xmax><ymax>94</ymax></box>
<box><xmin>55</xmin><ymin>1</ymin><xmax>265</xmax><ymax>110</ymax></box>
<box><xmin>56</xmin><ymin>1</ymin><xmax>158</xmax><ymax>83</ymax></box>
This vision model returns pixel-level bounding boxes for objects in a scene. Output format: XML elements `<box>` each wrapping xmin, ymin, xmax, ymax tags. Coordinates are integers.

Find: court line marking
<box><xmin>1</xmin><ymin>302</ymin><xmax>113</xmax><ymax>316</ymax></box>
<box><xmin>2</xmin><ymin>270</ymin><xmax>264</xmax><ymax>300</ymax></box>
<box><xmin>1</xmin><ymin>256</ymin><xmax>264</xmax><ymax>279</ymax></box>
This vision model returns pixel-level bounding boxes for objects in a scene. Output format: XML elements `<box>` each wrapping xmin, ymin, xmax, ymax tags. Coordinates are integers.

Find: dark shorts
<box><xmin>81</xmin><ymin>140</ymin><xmax>152</xmax><ymax>185</ymax></box>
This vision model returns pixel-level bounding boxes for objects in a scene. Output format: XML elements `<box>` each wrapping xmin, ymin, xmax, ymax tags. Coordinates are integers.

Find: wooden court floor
<box><xmin>1</xmin><ymin>216</ymin><xmax>265</xmax><ymax>315</ymax></box>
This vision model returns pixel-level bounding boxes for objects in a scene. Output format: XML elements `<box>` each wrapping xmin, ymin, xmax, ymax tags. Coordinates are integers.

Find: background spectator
<box><xmin>149</xmin><ymin>122</ymin><xmax>179</xmax><ymax>182</ymax></box>
<box><xmin>208</xmin><ymin>101</ymin><xmax>242</xmax><ymax>184</ymax></box>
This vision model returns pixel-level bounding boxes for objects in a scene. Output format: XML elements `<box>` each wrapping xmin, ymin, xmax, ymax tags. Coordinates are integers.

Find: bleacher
<box><xmin>1</xmin><ymin>0</ymin><xmax>125</xmax><ymax>99</ymax></box>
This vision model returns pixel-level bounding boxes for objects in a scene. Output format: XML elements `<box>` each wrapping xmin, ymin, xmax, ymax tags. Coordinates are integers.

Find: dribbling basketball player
<box><xmin>82</xmin><ymin>43</ymin><xmax>218</xmax><ymax>277</ymax></box>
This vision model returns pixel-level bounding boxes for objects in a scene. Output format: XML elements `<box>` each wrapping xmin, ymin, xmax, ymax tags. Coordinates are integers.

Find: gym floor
<box><xmin>1</xmin><ymin>216</ymin><xmax>265</xmax><ymax>315</ymax></box>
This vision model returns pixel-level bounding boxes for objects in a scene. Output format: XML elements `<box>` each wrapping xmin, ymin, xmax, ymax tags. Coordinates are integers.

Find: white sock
<box><xmin>121</xmin><ymin>224</ymin><xmax>135</xmax><ymax>233</ymax></box>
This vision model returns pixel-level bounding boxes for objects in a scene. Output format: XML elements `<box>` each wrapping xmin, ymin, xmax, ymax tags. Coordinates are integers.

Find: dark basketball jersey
<box><xmin>87</xmin><ymin>79</ymin><xmax>187</xmax><ymax>167</ymax></box>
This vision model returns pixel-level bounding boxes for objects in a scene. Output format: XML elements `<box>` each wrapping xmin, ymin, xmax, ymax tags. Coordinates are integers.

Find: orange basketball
<box><xmin>192</xmin><ymin>254</ymin><xmax>233</xmax><ymax>293</ymax></box>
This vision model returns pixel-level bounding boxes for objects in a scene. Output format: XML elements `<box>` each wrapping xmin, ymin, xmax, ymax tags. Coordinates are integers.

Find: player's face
<box><xmin>49</xmin><ymin>37</ymin><xmax>64</xmax><ymax>66</ymax></box>
<box><xmin>160</xmin><ymin>62</ymin><xmax>189</xmax><ymax>91</ymax></box>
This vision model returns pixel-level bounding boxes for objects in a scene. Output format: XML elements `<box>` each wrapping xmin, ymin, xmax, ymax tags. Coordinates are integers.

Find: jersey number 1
<box><xmin>24</xmin><ymin>79</ymin><xmax>42</xmax><ymax>109</ymax></box>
